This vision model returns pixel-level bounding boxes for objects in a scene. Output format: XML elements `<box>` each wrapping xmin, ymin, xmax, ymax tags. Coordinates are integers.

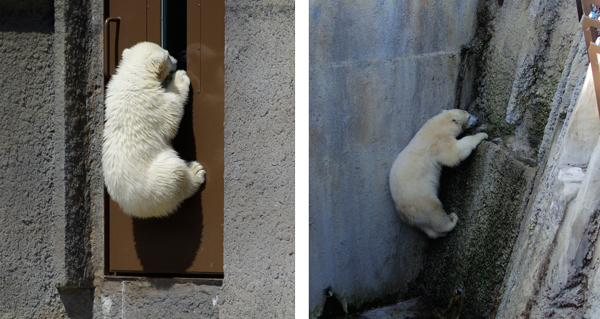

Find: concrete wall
<box><xmin>220</xmin><ymin>1</ymin><xmax>295</xmax><ymax>317</ymax></box>
<box><xmin>309</xmin><ymin>0</ymin><xmax>581</xmax><ymax>317</ymax></box>
<box><xmin>309</xmin><ymin>0</ymin><xmax>480</xmax><ymax>316</ymax></box>
<box><xmin>0</xmin><ymin>1</ymin><xmax>64</xmax><ymax>318</ymax></box>
<box><xmin>0</xmin><ymin>0</ymin><xmax>294</xmax><ymax>318</ymax></box>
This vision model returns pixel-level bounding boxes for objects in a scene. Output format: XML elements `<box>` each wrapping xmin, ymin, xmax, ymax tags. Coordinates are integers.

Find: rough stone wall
<box><xmin>219</xmin><ymin>0</ymin><xmax>295</xmax><ymax>318</ymax></box>
<box><xmin>419</xmin><ymin>1</ymin><xmax>581</xmax><ymax>318</ymax></box>
<box><xmin>309</xmin><ymin>0</ymin><xmax>480</xmax><ymax>316</ymax></box>
<box><xmin>0</xmin><ymin>1</ymin><xmax>67</xmax><ymax>318</ymax></box>
<box><xmin>0</xmin><ymin>0</ymin><xmax>294</xmax><ymax>318</ymax></box>
<box><xmin>0</xmin><ymin>0</ymin><xmax>108</xmax><ymax>316</ymax></box>
<box><xmin>420</xmin><ymin>141</ymin><xmax>537</xmax><ymax>318</ymax></box>
<box><xmin>495</xmin><ymin>37</ymin><xmax>597</xmax><ymax>318</ymax></box>
<box><xmin>463</xmin><ymin>0</ymin><xmax>579</xmax><ymax>161</ymax></box>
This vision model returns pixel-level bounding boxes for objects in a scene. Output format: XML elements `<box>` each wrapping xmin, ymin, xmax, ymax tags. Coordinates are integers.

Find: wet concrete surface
<box><xmin>345</xmin><ymin>298</ymin><xmax>439</xmax><ymax>319</ymax></box>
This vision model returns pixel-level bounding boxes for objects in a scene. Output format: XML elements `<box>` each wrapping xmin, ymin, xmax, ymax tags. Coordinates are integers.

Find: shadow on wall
<box><xmin>132</xmin><ymin>195</ymin><xmax>204</xmax><ymax>273</ymax></box>
<box><xmin>132</xmin><ymin>91</ymin><xmax>203</xmax><ymax>274</ymax></box>
<box><xmin>59</xmin><ymin>288</ymin><xmax>94</xmax><ymax>319</ymax></box>
<box><xmin>0</xmin><ymin>4</ymin><xmax>54</xmax><ymax>33</ymax></box>
<box><xmin>420</xmin><ymin>140</ymin><xmax>536</xmax><ymax>317</ymax></box>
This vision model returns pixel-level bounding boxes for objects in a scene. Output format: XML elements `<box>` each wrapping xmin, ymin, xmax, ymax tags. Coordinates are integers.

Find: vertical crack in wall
<box><xmin>454</xmin><ymin>1</ymin><xmax>495</xmax><ymax>112</ymax></box>
<box><xmin>549</xmin><ymin>209</ymin><xmax>600</xmax><ymax>311</ymax></box>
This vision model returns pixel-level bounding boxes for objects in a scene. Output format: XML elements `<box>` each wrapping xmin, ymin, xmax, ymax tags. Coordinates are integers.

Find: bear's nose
<box><xmin>467</xmin><ymin>115</ymin><xmax>478</xmax><ymax>128</ymax></box>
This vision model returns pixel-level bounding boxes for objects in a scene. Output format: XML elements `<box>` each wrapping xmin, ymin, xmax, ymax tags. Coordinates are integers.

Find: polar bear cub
<box><xmin>102</xmin><ymin>42</ymin><xmax>205</xmax><ymax>218</ymax></box>
<box><xmin>389</xmin><ymin>109</ymin><xmax>488</xmax><ymax>238</ymax></box>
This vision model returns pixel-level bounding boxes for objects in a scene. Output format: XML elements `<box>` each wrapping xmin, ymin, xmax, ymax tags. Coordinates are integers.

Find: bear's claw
<box><xmin>174</xmin><ymin>70</ymin><xmax>190</xmax><ymax>87</ymax></box>
<box><xmin>449</xmin><ymin>213</ymin><xmax>458</xmax><ymax>223</ymax></box>
<box><xmin>188</xmin><ymin>161</ymin><xmax>206</xmax><ymax>185</ymax></box>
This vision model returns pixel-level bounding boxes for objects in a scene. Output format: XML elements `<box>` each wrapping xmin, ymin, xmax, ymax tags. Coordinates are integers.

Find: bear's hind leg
<box><xmin>419</xmin><ymin>225</ymin><xmax>448</xmax><ymax>239</ymax></box>
<box><xmin>427</xmin><ymin>211</ymin><xmax>458</xmax><ymax>237</ymax></box>
<box><xmin>143</xmin><ymin>150</ymin><xmax>204</xmax><ymax>217</ymax></box>
<box><xmin>418</xmin><ymin>197</ymin><xmax>458</xmax><ymax>238</ymax></box>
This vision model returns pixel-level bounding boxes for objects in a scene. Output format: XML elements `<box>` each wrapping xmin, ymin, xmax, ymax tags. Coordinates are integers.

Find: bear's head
<box><xmin>441</xmin><ymin>109</ymin><xmax>478</xmax><ymax>135</ymax></box>
<box><xmin>120</xmin><ymin>42</ymin><xmax>177</xmax><ymax>83</ymax></box>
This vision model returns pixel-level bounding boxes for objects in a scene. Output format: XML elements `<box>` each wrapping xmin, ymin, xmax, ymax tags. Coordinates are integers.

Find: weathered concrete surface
<box><xmin>0</xmin><ymin>1</ymin><xmax>66</xmax><ymax>318</ymax></box>
<box><xmin>0</xmin><ymin>0</ymin><xmax>294</xmax><ymax>318</ymax></box>
<box><xmin>309</xmin><ymin>1</ymin><xmax>480</xmax><ymax>317</ymax></box>
<box><xmin>419</xmin><ymin>141</ymin><xmax>537</xmax><ymax>318</ymax></box>
<box><xmin>350</xmin><ymin>298</ymin><xmax>438</xmax><ymax>319</ymax></box>
<box><xmin>462</xmin><ymin>0</ymin><xmax>579</xmax><ymax>159</ymax></box>
<box><xmin>495</xmin><ymin>63</ymin><xmax>599</xmax><ymax>318</ymax></box>
<box><xmin>219</xmin><ymin>1</ymin><xmax>295</xmax><ymax>318</ymax></box>
<box><xmin>52</xmin><ymin>0</ymin><xmax>105</xmax><ymax>291</ymax></box>
<box><xmin>94</xmin><ymin>280</ymin><xmax>221</xmax><ymax>318</ymax></box>
<box><xmin>310</xmin><ymin>0</ymin><xmax>583</xmax><ymax>318</ymax></box>
<box><xmin>413</xmin><ymin>1</ymin><xmax>581</xmax><ymax>317</ymax></box>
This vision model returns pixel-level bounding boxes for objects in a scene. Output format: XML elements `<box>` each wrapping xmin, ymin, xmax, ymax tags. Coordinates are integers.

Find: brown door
<box><xmin>104</xmin><ymin>0</ymin><xmax>224</xmax><ymax>277</ymax></box>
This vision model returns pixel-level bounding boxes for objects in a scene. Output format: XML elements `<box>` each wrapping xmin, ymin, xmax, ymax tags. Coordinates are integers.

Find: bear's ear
<box><xmin>122</xmin><ymin>48</ymin><xmax>131</xmax><ymax>59</ymax></box>
<box><xmin>148</xmin><ymin>51</ymin><xmax>166</xmax><ymax>75</ymax></box>
<box><xmin>451</xmin><ymin>117</ymin><xmax>460</xmax><ymax>124</ymax></box>
<box><xmin>150</xmin><ymin>51</ymin><xmax>165</xmax><ymax>63</ymax></box>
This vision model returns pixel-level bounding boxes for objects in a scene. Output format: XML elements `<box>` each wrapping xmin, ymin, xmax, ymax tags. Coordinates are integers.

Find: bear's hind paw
<box><xmin>188</xmin><ymin>161</ymin><xmax>206</xmax><ymax>185</ymax></box>
<box><xmin>449</xmin><ymin>213</ymin><xmax>458</xmax><ymax>223</ymax></box>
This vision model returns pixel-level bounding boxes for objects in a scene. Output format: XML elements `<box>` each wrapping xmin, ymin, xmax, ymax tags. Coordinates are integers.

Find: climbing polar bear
<box><xmin>389</xmin><ymin>109</ymin><xmax>488</xmax><ymax>238</ymax></box>
<box><xmin>102</xmin><ymin>42</ymin><xmax>205</xmax><ymax>218</ymax></box>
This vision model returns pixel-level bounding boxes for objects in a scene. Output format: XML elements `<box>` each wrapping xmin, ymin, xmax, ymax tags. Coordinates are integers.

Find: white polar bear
<box><xmin>102</xmin><ymin>42</ymin><xmax>205</xmax><ymax>218</ymax></box>
<box><xmin>389</xmin><ymin>109</ymin><xmax>488</xmax><ymax>238</ymax></box>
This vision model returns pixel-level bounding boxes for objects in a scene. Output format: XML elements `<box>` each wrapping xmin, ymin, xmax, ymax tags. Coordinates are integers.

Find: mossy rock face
<box><xmin>457</xmin><ymin>0</ymin><xmax>576</xmax><ymax>157</ymax></box>
<box><xmin>418</xmin><ymin>142</ymin><xmax>536</xmax><ymax>318</ymax></box>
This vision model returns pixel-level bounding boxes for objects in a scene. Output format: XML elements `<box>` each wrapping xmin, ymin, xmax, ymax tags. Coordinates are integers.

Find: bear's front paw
<box><xmin>188</xmin><ymin>161</ymin><xmax>206</xmax><ymax>185</ymax></box>
<box><xmin>174</xmin><ymin>70</ymin><xmax>191</xmax><ymax>88</ymax></box>
<box><xmin>477</xmin><ymin>132</ymin><xmax>489</xmax><ymax>140</ymax></box>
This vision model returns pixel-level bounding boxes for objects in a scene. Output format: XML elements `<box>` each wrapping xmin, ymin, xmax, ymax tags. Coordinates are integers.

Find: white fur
<box><xmin>389</xmin><ymin>109</ymin><xmax>488</xmax><ymax>238</ymax></box>
<box><xmin>102</xmin><ymin>42</ymin><xmax>205</xmax><ymax>218</ymax></box>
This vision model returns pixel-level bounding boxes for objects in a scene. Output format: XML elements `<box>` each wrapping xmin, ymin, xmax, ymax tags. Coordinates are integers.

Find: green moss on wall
<box><xmin>419</xmin><ymin>142</ymin><xmax>536</xmax><ymax>318</ymax></box>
